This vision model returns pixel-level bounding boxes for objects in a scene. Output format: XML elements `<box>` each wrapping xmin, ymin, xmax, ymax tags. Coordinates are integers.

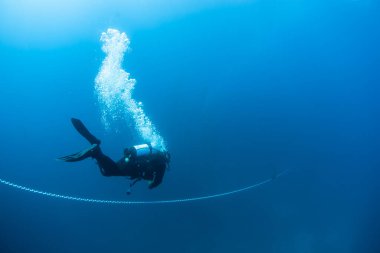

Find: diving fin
<box><xmin>71</xmin><ymin>118</ymin><xmax>101</xmax><ymax>145</ymax></box>
<box><xmin>57</xmin><ymin>144</ymin><xmax>99</xmax><ymax>162</ymax></box>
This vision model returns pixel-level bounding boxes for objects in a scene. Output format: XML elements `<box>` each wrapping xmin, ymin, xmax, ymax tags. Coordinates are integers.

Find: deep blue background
<box><xmin>0</xmin><ymin>1</ymin><xmax>379</xmax><ymax>252</ymax></box>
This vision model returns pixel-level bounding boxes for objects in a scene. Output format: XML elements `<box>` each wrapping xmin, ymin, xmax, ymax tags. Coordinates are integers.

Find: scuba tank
<box><xmin>124</xmin><ymin>144</ymin><xmax>152</xmax><ymax>163</ymax></box>
<box><xmin>130</xmin><ymin>143</ymin><xmax>164</xmax><ymax>159</ymax></box>
<box><xmin>133</xmin><ymin>144</ymin><xmax>153</xmax><ymax>157</ymax></box>
<box><xmin>127</xmin><ymin>143</ymin><xmax>161</xmax><ymax>170</ymax></box>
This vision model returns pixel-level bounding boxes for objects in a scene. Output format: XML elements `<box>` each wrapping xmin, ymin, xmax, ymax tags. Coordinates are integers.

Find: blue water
<box><xmin>0</xmin><ymin>1</ymin><xmax>379</xmax><ymax>252</ymax></box>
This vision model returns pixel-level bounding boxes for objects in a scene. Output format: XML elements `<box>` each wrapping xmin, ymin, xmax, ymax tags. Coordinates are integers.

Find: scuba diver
<box><xmin>57</xmin><ymin>118</ymin><xmax>170</xmax><ymax>190</ymax></box>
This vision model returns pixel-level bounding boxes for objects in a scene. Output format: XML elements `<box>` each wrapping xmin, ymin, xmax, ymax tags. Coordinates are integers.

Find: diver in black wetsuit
<box><xmin>57</xmin><ymin>118</ymin><xmax>170</xmax><ymax>190</ymax></box>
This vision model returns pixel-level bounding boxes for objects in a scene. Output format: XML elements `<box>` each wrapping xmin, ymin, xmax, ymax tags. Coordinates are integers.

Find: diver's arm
<box><xmin>148</xmin><ymin>166</ymin><xmax>165</xmax><ymax>189</ymax></box>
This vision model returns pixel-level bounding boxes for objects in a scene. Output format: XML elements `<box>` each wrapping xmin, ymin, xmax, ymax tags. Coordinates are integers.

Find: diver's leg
<box><xmin>58</xmin><ymin>144</ymin><xmax>121</xmax><ymax>176</ymax></box>
<box><xmin>93</xmin><ymin>151</ymin><xmax>122</xmax><ymax>176</ymax></box>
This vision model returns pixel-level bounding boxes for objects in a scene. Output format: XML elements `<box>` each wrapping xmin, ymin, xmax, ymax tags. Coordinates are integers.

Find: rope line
<box><xmin>0</xmin><ymin>171</ymin><xmax>287</xmax><ymax>205</ymax></box>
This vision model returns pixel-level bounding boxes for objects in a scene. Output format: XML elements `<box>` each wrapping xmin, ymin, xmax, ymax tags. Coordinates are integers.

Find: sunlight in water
<box><xmin>95</xmin><ymin>28</ymin><xmax>166</xmax><ymax>151</ymax></box>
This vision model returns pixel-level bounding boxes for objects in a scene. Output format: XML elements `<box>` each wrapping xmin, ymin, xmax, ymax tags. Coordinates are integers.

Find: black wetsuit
<box><xmin>58</xmin><ymin>118</ymin><xmax>170</xmax><ymax>189</ymax></box>
<box><xmin>94</xmin><ymin>146</ymin><xmax>168</xmax><ymax>189</ymax></box>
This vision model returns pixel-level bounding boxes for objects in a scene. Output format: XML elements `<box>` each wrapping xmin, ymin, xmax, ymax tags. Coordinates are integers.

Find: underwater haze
<box><xmin>0</xmin><ymin>0</ymin><xmax>379</xmax><ymax>252</ymax></box>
